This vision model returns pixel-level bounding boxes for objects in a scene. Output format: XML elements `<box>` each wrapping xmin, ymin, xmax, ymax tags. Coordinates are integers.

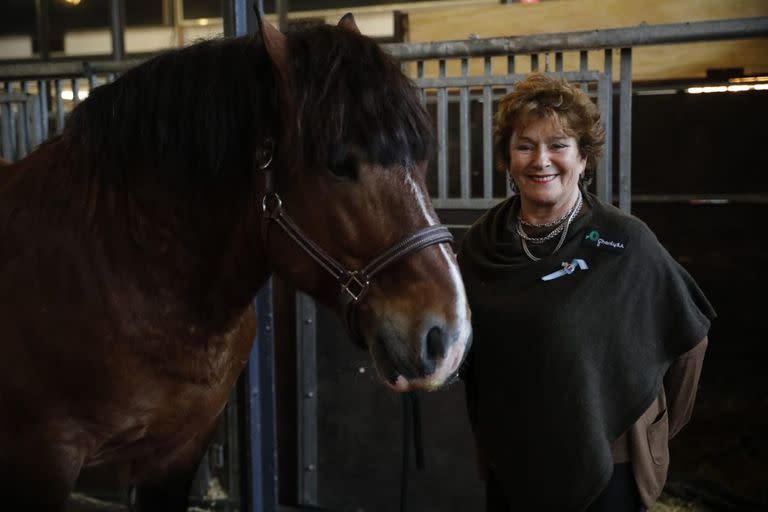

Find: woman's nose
<box><xmin>533</xmin><ymin>147</ymin><xmax>551</xmax><ymax>169</ymax></box>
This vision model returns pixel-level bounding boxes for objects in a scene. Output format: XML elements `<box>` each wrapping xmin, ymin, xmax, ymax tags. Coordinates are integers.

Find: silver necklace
<box><xmin>518</xmin><ymin>209</ymin><xmax>571</xmax><ymax>229</ymax></box>
<box><xmin>519</xmin><ymin>192</ymin><xmax>583</xmax><ymax>262</ymax></box>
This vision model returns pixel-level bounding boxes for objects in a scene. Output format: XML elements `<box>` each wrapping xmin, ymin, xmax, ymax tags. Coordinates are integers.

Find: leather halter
<box><xmin>256</xmin><ymin>139</ymin><xmax>454</xmax><ymax>344</ymax></box>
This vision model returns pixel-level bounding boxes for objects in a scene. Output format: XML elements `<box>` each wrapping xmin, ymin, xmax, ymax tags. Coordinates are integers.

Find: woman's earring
<box><xmin>507</xmin><ymin>172</ymin><xmax>518</xmax><ymax>195</ymax></box>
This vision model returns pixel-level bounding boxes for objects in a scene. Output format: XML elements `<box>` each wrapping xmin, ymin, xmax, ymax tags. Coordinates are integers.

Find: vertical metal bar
<box><xmin>229</xmin><ymin>3</ymin><xmax>276</xmax><ymax>512</ymax></box>
<box><xmin>295</xmin><ymin>292</ymin><xmax>317</xmax><ymax>505</ymax></box>
<box><xmin>507</xmin><ymin>55</ymin><xmax>515</xmax><ymax>94</ymax></box>
<box><xmin>579</xmin><ymin>50</ymin><xmax>589</xmax><ymax>92</ymax></box>
<box><xmin>483</xmin><ymin>57</ymin><xmax>493</xmax><ymax>199</ymax></box>
<box><xmin>38</xmin><ymin>80</ymin><xmax>48</xmax><ymax>141</ymax></box>
<box><xmin>459</xmin><ymin>58</ymin><xmax>471</xmax><ymax>200</ymax></box>
<box><xmin>619</xmin><ymin>48</ymin><xmax>632</xmax><ymax>213</ymax></box>
<box><xmin>437</xmin><ymin>59</ymin><xmax>448</xmax><ymax>200</ymax></box>
<box><xmin>28</xmin><ymin>97</ymin><xmax>41</xmax><ymax>150</ymax></box>
<box><xmin>15</xmin><ymin>105</ymin><xmax>26</xmax><ymax>159</ymax></box>
<box><xmin>226</xmin><ymin>387</ymin><xmax>242</xmax><ymax>507</ymax></box>
<box><xmin>1</xmin><ymin>101</ymin><xmax>13</xmax><ymax>160</ymax></box>
<box><xmin>600</xmin><ymin>49</ymin><xmax>614</xmax><ymax>204</ymax></box>
<box><xmin>55</xmin><ymin>79</ymin><xmax>65</xmax><ymax>133</ymax></box>
<box><xmin>4</xmin><ymin>82</ymin><xmax>17</xmax><ymax>158</ymax></box>
<box><xmin>555</xmin><ymin>52</ymin><xmax>563</xmax><ymax>72</ymax></box>
<box><xmin>596</xmin><ymin>72</ymin><xmax>612</xmax><ymax>203</ymax></box>
<box><xmin>531</xmin><ymin>53</ymin><xmax>539</xmax><ymax>72</ymax></box>
<box><xmin>109</xmin><ymin>0</ymin><xmax>126</xmax><ymax>61</ymax></box>
<box><xmin>277</xmin><ymin>0</ymin><xmax>289</xmax><ymax>32</ymax></box>
<box><xmin>417</xmin><ymin>60</ymin><xmax>426</xmax><ymax>105</ymax></box>
<box><xmin>34</xmin><ymin>0</ymin><xmax>50</xmax><ymax>60</ymax></box>
<box><xmin>71</xmin><ymin>78</ymin><xmax>80</xmax><ymax>106</ymax></box>
<box><xmin>19</xmin><ymin>82</ymin><xmax>30</xmax><ymax>158</ymax></box>
<box><xmin>228</xmin><ymin>0</ymin><xmax>256</xmax><ymax>37</ymax></box>
<box><xmin>240</xmin><ymin>280</ymin><xmax>278</xmax><ymax>512</ymax></box>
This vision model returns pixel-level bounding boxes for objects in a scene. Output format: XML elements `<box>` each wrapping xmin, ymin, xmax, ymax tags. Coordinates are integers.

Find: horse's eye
<box><xmin>328</xmin><ymin>155</ymin><xmax>359</xmax><ymax>181</ymax></box>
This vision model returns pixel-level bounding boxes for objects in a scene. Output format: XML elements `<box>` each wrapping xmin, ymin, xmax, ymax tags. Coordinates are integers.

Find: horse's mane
<box><xmin>65</xmin><ymin>35</ymin><xmax>276</xmax><ymax>185</ymax></box>
<box><xmin>64</xmin><ymin>24</ymin><xmax>433</xmax><ymax>187</ymax></box>
<box><xmin>288</xmin><ymin>25</ymin><xmax>433</xmax><ymax>169</ymax></box>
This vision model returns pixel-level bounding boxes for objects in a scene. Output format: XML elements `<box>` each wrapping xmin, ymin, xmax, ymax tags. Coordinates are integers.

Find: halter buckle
<box><xmin>340</xmin><ymin>271</ymin><xmax>369</xmax><ymax>303</ymax></box>
<box><xmin>262</xmin><ymin>192</ymin><xmax>282</xmax><ymax>218</ymax></box>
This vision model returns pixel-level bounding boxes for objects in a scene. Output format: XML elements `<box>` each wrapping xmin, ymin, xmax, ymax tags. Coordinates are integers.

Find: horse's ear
<box><xmin>256</xmin><ymin>12</ymin><xmax>289</xmax><ymax>78</ymax></box>
<box><xmin>337</xmin><ymin>12</ymin><xmax>361</xmax><ymax>34</ymax></box>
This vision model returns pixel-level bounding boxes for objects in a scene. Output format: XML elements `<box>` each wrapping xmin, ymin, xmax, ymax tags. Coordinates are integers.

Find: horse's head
<box><xmin>257</xmin><ymin>15</ymin><xmax>471</xmax><ymax>392</ymax></box>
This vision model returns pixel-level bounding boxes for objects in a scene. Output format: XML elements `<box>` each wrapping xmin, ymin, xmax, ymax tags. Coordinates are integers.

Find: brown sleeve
<box><xmin>663</xmin><ymin>336</ymin><xmax>708</xmax><ymax>439</ymax></box>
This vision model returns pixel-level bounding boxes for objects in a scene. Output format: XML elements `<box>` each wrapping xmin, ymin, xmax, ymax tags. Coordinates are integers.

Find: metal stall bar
<box><xmin>295</xmin><ymin>292</ymin><xmax>318</xmax><ymax>506</ymax></box>
<box><xmin>417</xmin><ymin>60</ymin><xmax>426</xmax><ymax>105</ymax></box>
<box><xmin>506</xmin><ymin>54</ymin><xmax>515</xmax><ymax>93</ymax></box>
<box><xmin>459</xmin><ymin>58</ymin><xmax>471</xmax><ymax>200</ymax></box>
<box><xmin>19</xmin><ymin>82</ymin><xmax>30</xmax><ymax>158</ymax></box>
<box><xmin>619</xmin><ymin>48</ymin><xmax>632</xmax><ymax>213</ymax></box>
<box><xmin>71</xmin><ymin>78</ymin><xmax>81</xmax><ymax>106</ymax></box>
<box><xmin>37</xmin><ymin>80</ymin><xmax>48</xmax><ymax>144</ymax></box>
<box><xmin>597</xmin><ymin>49</ymin><xmax>613</xmax><ymax>204</ymax></box>
<box><xmin>483</xmin><ymin>57</ymin><xmax>493</xmax><ymax>199</ymax></box>
<box><xmin>54</xmin><ymin>79</ymin><xmax>65</xmax><ymax>133</ymax></box>
<box><xmin>28</xmin><ymin>95</ymin><xmax>41</xmax><ymax>150</ymax></box>
<box><xmin>109</xmin><ymin>0</ymin><xmax>127</xmax><ymax>61</ymax></box>
<box><xmin>436</xmin><ymin>59</ymin><xmax>448</xmax><ymax>200</ymax></box>
<box><xmin>226</xmin><ymin>2</ymin><xmax>278</xmax><ymax>512</ymax></box>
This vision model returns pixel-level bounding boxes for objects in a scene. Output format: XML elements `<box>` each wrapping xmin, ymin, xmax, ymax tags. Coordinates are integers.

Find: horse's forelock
<box><xmin>287</xmin><ymin>26</ymin><xmax>434</xmax><ymax>171</ymax></box>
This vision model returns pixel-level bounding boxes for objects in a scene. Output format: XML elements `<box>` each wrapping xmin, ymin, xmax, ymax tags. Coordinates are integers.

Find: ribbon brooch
<box><xmin>541</xmin><ymin>259</ymin><xmax>589</xmax><ymax>281</ymax></box>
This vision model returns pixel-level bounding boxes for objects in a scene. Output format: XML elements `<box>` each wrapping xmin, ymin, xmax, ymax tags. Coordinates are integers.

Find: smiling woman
<box><xmin>458</xmin><ymin>73</ymin><xmax>715</xmax><ymax>512</ymax></box>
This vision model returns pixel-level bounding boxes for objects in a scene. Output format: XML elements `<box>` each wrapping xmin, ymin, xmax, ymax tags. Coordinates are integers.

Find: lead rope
<box><xmin>400</xmin><ymin>392</ymin><xmax>425</xmax><ymax>512</ymax></box>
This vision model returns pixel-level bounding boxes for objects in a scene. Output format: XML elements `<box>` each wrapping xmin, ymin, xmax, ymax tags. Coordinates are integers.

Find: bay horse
<box><xmin>0</xmin><ymin>14</ymin><xmax>471</xmax><ymax>511</ymax></box>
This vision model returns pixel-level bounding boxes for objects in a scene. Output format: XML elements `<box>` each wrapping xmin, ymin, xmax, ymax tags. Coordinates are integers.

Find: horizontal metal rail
<box><xmin>0</xmin><ymin>59</ymin><xmax>143</xmax><ymax>80</ymax></box>
<box><xmin>384</xmin><ymin>17</ymin><xmax>768</xmax><ymax>60</ymax></box>
<box><xmin>1</xmin><ymin>17</ymin><xmax>765</xmax><ymax>80</ymax></box>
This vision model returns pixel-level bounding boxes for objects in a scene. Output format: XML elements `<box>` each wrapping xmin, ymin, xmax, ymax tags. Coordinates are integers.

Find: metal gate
<box><xmin>0</xmin><ymin>9</ymin><xmax>767</xmax><ymax>512</ymax></box>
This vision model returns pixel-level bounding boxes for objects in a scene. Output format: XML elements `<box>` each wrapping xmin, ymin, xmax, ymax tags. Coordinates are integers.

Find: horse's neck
<box><xmin>5</xmin><ymin>138</ymin><xmax>273</xmax><ymax>337</ymax></box>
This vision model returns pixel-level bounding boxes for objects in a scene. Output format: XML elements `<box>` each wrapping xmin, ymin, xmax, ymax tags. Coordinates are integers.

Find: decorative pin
<box><xmin>541</xmin><ymin>259</ymin><xmax>589</xmax><ymax>281</ymax></box>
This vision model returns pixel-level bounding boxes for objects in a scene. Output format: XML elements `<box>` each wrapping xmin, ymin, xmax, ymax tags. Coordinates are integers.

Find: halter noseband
<box><xmin>256</xmin><ymin>139</ymin><xmax>454</xmax><ymax>345</ymax></box>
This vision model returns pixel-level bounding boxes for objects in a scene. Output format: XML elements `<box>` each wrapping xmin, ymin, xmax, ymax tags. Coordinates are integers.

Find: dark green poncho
<box><xmin>458</xmin><ymin>192</ymin><xmax>715</xmax><ymax>511</ymax></box>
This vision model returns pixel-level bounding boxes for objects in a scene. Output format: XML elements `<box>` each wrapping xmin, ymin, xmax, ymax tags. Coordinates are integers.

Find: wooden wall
<box><xmin>404</xmin><ymin>0</ymin><xmax>768</xmax><ymax>81</ymax></box>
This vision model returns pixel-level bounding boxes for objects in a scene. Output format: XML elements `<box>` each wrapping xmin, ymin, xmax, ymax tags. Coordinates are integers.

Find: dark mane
<box><xmin>287</xmin><ymin>25</ymin><xmax>434</xmax><ymax>169</ymax></box>
<box><xmin>64</xmin><ymin>24</ymin><xmax>432</xmax><ymax>187</ymax></box>
<box><xmin>65</xmin><ymin>35</ymin><xmax>277</xmax><ymax>185</ymax></box>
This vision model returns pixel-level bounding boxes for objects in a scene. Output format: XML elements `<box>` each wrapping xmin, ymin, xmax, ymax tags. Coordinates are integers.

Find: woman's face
<box><xmin>508</xmin><ymin>115</ymin><xmax>586</xmax><ymax>222</ymax></box>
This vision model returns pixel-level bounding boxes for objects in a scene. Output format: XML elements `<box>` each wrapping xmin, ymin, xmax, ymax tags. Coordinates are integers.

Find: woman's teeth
<box><xmin>530</xmin><ymin>175</ymin><xmax>556</xmax><ymax>183</ymax></box>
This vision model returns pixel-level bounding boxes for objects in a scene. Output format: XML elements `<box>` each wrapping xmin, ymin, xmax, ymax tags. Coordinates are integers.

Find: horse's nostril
<box><xmin>426</xmin><ymin>326</ymin><xmax>447</xmax><ymax>360</ymax></box>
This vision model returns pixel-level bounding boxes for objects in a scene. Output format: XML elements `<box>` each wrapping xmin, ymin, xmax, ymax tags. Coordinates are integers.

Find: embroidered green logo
<box><xmin>586</xmin><ymin>230</ymin><xmax>600</xmax><ymax>241</ymax></box>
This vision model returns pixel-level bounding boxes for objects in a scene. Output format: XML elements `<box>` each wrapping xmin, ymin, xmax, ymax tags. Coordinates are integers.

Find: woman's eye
<box><xmin>516</xmin><ymin>145</ymin><xmax>532</xmax><ymax>151</ymax></box>
<box><xmin>551</xmin><ymin>143</ymin><xmax>567</xmax><ymax>150</ymax></box>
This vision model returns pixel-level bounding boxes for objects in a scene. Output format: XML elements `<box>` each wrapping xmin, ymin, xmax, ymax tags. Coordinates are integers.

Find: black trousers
<box><xmin>486</xmin><ymin>463</ymin><xmax>647</xmax><ymax>512</ymax></box>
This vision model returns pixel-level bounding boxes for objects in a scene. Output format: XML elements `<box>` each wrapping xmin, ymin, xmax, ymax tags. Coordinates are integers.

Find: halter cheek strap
<box><xmin>256</xmin><ymin>139</ymin><xmax>454</xmax><ymax>346</ymax></box>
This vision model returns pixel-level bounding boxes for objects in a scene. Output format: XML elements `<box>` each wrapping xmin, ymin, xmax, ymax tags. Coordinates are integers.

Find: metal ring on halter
<box><xmin>257</xmin><ymin>138</ymin><xmax>275</xmax><ymax>170</ymax></box>
<box><xmin>262</xmin><ymin>191</ymin><xmax>282</xmax><ymax>213</ymax></box>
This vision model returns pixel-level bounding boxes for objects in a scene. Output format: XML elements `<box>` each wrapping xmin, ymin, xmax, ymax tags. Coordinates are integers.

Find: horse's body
<box><xmin>0</xmin><ymin>16</ymin><xmax>470</xmax><ymax>511</ymax></box>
